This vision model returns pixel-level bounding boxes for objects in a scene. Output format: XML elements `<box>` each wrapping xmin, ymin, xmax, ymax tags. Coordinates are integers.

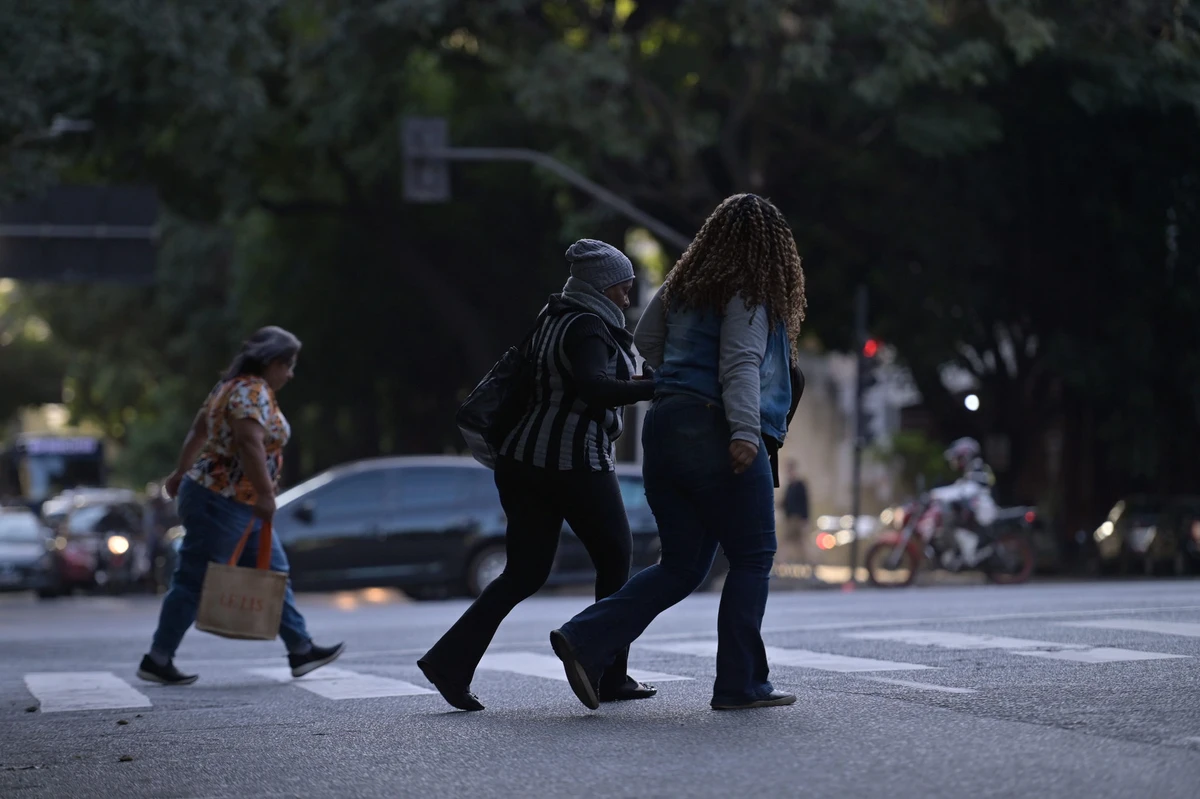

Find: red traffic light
<box><xmin>862</xmin><ymin>338</ymin><xmax>879</xmax><ymax>358</ymax></box>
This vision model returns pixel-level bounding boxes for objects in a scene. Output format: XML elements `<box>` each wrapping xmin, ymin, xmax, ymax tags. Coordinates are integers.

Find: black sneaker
<box><xmin>136</xmin><ymin>654</ymin><xmax>199</xmax><ymax>686</ymax></box>
<box><xmin>711</xmin><ymin>689</ymin><xmax>797</xmax><ymax>711</ymax></box>
<box><xmin>288</xmin><ymin>642</ymin><xmax>345</xmax><ymax>677</ymax></box>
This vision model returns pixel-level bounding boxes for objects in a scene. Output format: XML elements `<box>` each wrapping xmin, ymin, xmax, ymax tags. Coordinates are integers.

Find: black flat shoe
<box><xmin>599</xmin><ymin>678</ymin><xmax>658</xmax><ymax>703</ymax></box>
<box><xmin>417</xmin><ymin>659</ymin><xmax>484</xmax><ymax>712</ymax></box>
<box><xmin>711</xmin><ymin>689</ymin><xmax>797</xmax><ymax>711</ymax></box>
<box><xmin>550</xmin><ymin>629</ymin><xmax>599</xmax><ymax>710</ymax></box>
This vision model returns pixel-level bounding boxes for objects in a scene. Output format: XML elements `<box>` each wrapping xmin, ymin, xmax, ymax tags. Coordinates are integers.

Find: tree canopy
<box><xmin>4</xmin><ymin>0</ymin><xmax>1199</xmax><ymax>530</ymax></box>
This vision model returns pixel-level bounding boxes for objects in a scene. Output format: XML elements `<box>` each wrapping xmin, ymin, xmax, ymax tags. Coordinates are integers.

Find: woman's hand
<box><xmin>163</xmin><ymin>470</ymin><xmax>185</xmax><ymax>499</ymax></box>
<box><xmin>729</xmin><ymin>440</ymin><xmax>759</xmax><ymax>474</ymax></box>
<box><xmin>251</xmin><ymin>491</ymin><xmax>276</xmax><ymax>521</ymax></box>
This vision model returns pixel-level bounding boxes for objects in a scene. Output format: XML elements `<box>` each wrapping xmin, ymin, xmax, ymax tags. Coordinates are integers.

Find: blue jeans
<box><xmin>560</xmin><ymin>394</ymin><xmax>778</xmax><ymax>703</ymax></box>
<box><xmin>150</xmin><ymin>478</ymin><xmax>312</xmax><ymax>657</ymax></box>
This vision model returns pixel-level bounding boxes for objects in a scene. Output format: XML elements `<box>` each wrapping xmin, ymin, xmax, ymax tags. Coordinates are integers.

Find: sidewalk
<box><xmin>766</xmin><ymin>561</ymin><xmax>989</xmax><ymax>591</ymax></box>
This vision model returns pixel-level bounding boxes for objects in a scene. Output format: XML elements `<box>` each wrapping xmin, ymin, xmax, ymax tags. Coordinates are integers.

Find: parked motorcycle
<box><xmin>865</xmin><ymin>495</ymin><xmax>1035</xmax><ymax>587</ymax></box>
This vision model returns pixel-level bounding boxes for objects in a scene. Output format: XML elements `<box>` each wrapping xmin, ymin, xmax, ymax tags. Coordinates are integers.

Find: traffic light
<box><xmin>857</xmin><ymin>337</ymin><xmax>882</xmax><ymax>444</ymax></box>
<box><xmin>859</xmin><ymin>337</ymin><xmax>881</xmax><ymax>391</ymax></box>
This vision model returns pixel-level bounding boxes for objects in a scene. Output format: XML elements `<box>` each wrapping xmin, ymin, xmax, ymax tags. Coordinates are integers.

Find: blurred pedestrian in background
<box><xmin>137</xmin><ymin>326</ymin><xmax>344</xmax><ymax>685</ymax></box>
<box><xmin>780</xmin><ymin>462</ymin><xmax>812</xmax><ymax>573</ymax></box>
<box><xmin>418</xmin><ymin>239</ymin><xmax>658</xmax><ymax>712</ymax></box>
<box><xmin>551</xmin><ymin>193</ymin><xmax>807</xmax><ymax>711</ymax></box>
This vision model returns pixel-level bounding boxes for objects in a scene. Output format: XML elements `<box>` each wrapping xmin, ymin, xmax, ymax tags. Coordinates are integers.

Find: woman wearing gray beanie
<box><xmin>136</xmin><ymin>326</ymin><xmax>344</xmax><ymax>686</ymax></box>
<box><xmin>418</xmin><ymin>239</ymin><xmax>658</xmax><ymax>711</ymax></box>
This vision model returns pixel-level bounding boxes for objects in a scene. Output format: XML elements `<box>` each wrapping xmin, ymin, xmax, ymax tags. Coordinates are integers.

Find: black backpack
<box><xmin>456</xmin><ymin>311</ymin><xmax>547</xmax><ymax>469</ymax></box>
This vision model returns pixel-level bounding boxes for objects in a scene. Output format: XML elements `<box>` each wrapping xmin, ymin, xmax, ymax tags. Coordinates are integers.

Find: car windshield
<box><xmin>66</xmin><ymin>505</ymin><xmax>114</xmax><ymax>535</ymax></box>
<box><xmin>1125</xmin><ymin>502</ymin><xmax>1163</xmax><ymax>521</ymax></box>
<box><xmin>276</xmin><ymin>472</ymin><xmax>335</xmax><ymax>508</ymax></box>
<box><xmin>0</xmin><ymin>512</ymin><xmax>41</xmax><ymax>542</ymax></box>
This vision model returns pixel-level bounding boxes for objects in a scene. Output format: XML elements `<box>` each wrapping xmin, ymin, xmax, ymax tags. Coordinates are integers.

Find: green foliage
<box><xmin>875</xmin><ymin>430</ymin><xmax>956</xmax><ymax>497</ymax></box>
<box><xmin>2</xmin><ymin>0</ymin><xmax>1199</xmax><ymax>528</ymax></box>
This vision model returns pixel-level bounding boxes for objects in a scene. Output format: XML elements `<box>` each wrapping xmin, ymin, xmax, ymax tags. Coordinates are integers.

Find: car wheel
<box><xmin>36</xmin><ymin>588</ymin><xmax>59</xmax><ymax>600</ymax></box>
<box><xmin>466</xmin><ymin>544</ymin><xmax>507</xmax><ymax>598</ymax></box>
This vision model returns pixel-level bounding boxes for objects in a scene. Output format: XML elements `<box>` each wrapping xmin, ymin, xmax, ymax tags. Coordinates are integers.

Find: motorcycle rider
<box><xmin>929</xmin><ymin>437</ymin><xmax>997</xmax><ymax>568</ymax></box>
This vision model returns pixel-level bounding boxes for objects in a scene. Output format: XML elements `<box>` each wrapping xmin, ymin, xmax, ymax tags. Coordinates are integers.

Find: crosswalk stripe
<box><xmin>843</xmin><ymin>629</ymin><xmax>1188</xmax><ymax>664</ymax></box>
<box><xmin>24</xmin><ymin>672</ymin><xmax>153</xmax><ymax>713</ymax></box>
<box><xmin>859</xmin><ymin>677</ymin><xmax>977</xmax><ymax>694</ymax></box>
<box><xmin>1059</xmin><ymin>619</ymin><xmax>1200</xmax><ymax>638</ymax></box>
<box><xmin>477</xmin><ymin>651</ymin><xmax>692</xmax><ymax>683</ymax></box>
<box><xmin>1012</xmin><ymin>647</ymin><xmax>1184</xmax><ymax>664</ymax></box>
<box><xmin>246</xmin><ymin>667</ymin><xmax>436</xmax><ymax>700</ymax></box>
<box><xmin>645</xmin><ymin>640</ymin><xmax>934</xmax><ymax>673</ymax></box>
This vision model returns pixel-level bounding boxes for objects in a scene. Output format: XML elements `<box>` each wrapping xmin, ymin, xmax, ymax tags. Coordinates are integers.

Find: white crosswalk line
<box><xmin>859</xmin><ymin>677</ymin><xmax>977</xmax><ymax>694</ymax></box>
<box><xmin>1059</xmin><ymin>619</ymin><xmax>1200</xmax><ymax>638</ymax></box>
<box><xmin>843</xmin><ymin>629</ymin><xmax>1189</xmax><ymax>664</ymax></box>
<box><xmin>24</xmin><ymin>672</ymin><xmax>153</xmax><ymax>713</ymax></box>
<box><xmin>477</xmin><ymin>651</ymin><xmax>692</xmax><ymax>683</ymax></box>
<box><xmin>246</xmin><ymin>667</ymin><xmax>436</xmax><ymax>700</ymax></box>
<box><xmin>1013</xmin><ymin>648</ymin><xmax>1184</xmax><ymax>664</ymax></box>
<box><xmin>645</xmin><ymin>640</ymin><xmax>934</xmax><ymax>673</ymax></box>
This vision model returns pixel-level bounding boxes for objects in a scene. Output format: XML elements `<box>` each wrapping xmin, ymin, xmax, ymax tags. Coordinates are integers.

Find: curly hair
<box><xmin>660</xmin><ymin>194</ymin><xmax>807</xmax><ymax>357</ymax></box>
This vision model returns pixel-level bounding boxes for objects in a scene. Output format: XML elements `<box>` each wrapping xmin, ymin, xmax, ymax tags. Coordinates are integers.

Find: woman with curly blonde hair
<box><xmin>551</xmin><ymin>194</ymin><xmax>807</xmax><ymax>711</ymax></box>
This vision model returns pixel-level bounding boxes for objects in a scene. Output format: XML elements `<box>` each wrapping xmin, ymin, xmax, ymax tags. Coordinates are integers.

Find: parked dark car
<box><xmin>0</xmin><ymin>507</ymin><xmax>54</xmax><ymax>594</ymax></box>
<box><xmin>271</xmin><ymin>456</ymin><xmax>666</xmax><ymax>599</ymax></box>
<box><xmin>1093</xmin><ymin>495</ymin><xmax>1200</xmax><ymax>576</ymax></box>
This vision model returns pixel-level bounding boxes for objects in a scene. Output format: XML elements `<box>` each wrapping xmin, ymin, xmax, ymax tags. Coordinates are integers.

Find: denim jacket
<box><xmin>635</xmin><ymin>291</ymin><xmax>792</xmax><ymax>445</ymax></box>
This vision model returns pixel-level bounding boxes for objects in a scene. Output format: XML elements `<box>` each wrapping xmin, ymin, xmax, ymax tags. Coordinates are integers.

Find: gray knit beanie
<box><xmin>565</xmin><ymin>239</ymin><xmax>635</xmax><ymax>292</ymax></box>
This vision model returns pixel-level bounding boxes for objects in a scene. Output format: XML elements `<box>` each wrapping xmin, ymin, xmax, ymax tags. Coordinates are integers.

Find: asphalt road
<box><xmin>2</xmin><ymin>579</ymin><xmax>1199</xmax><ymax>798</ymax></box>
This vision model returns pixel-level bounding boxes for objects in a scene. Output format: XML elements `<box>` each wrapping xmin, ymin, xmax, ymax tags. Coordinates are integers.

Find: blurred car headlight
<box><xmin>1094</xmin><ymin>521</ymin><xmax>1114</xmax><ymax>542</ymax></box>
<box><xmin>107</xmin><ymin>535</ymin><xmax>130</xmax><ymax>555</ymax></box>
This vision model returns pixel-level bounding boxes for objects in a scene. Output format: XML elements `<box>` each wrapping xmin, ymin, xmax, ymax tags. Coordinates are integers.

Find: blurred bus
<box><xmin>0</xmin><ymin>434</ymin><xmax>107</xmax><ymax>511</ymax></box>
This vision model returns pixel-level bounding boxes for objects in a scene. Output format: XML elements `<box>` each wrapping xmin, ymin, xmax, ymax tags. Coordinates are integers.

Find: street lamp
<box><xmin>964</xmin><ymin>394</ymin><xmax>980</xmax><ymax>412</ymax></box>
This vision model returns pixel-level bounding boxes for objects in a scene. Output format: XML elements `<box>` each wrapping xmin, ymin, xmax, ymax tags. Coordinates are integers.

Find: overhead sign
<box><xmin>0</xmin><ymin>185</ymin><xmax>158</xmax><ymax>283</ymax></box>
<box><xmin>19</xmin><ymin>436</ymin><xmax>101</xmax><ymax>456</ymax></box>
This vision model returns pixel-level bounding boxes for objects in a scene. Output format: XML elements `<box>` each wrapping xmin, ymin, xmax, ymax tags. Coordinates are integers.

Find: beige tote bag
<box><xmin>196</xmin><ymin>518</ymin><xmax>287</xmax><ymax>641</ymax></box>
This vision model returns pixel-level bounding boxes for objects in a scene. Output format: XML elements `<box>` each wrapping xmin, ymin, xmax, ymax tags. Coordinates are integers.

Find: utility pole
<box><xmin>849</xmin><ymin>284</ymin><xmax>868</xmax><ymax>584</ymax></box>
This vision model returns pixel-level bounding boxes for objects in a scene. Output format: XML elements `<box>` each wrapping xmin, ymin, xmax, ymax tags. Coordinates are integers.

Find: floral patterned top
<box><xmin>186</xmin><ymin>376</ymin><xmax>291</xmax><ymax>504</ymax></box>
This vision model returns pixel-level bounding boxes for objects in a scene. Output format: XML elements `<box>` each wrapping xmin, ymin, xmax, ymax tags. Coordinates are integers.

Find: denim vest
<box><xmin>654</xmin><ymin>307</ymin><xmax>793</xmax><ymax>443</ymax></box>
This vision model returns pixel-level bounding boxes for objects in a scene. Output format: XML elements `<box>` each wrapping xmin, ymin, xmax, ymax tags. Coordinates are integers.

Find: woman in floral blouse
<box><xmin>137</xmin><ymin>326</ymin><xmax>344</xmax><ymax>685</ymax></box>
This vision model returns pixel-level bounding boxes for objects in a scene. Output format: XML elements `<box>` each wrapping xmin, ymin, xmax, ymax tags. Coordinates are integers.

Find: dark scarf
<box><xmin>557</xmin><ymin>277</ymin><xmax>636</xmax><ymax>354</ymax></box>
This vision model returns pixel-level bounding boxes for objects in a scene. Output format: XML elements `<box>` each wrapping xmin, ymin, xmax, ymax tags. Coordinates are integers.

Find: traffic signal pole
<box><xmin>849</xmin><ymin>284</ymin><xmax>868</xmax><ymax>584</ymax></box>
<box><xmin>400</xmin><ymin>117</ymin><xmax>691</xmax><ymax>465</ymax></box>
<box><xmin>401</xmin><ymin>117</ymin><xmax>692</xmax><ymax>251</ymax></box>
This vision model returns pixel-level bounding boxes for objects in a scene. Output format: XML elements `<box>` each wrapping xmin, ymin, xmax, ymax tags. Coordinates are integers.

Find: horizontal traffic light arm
<box><xmin>408</xmin><ymin>140</ymin><xmax>692</xmax><ymax>251</ymax></box>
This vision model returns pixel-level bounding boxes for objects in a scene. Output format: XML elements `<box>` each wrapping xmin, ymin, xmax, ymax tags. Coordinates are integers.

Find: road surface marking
<box><xmin>645</xmin><ymin>640</ymin><xmax>934</xmax><ymax>673</ymax></box>
<box><xmin>843</xmin><ymin>629</ymin><xmax>1188</xmax><ymax>664</ymax></box>
<box><xmin>755</xmin><ymin>604</ymin><xmax>1200</xmax><ymax>635</ymax></box>
<box><xmin>1059</xmin><ymin>619</ymin><xmax>1200</xmax><ymax>639</ymax></box>
<box><xmin>1013</xmin><ymin>648</ymin><xmax>1184</xmax><ymax>663</ymax></box>
<box><xmin>859</xmin><ymin>677</ymin><xmax>977</xmax><ymax>694</ymax></box>
<box><xmin>477</xmin><ymin>651</ymin><xmax>691</xmax><ymax>683</ymax></box>
<box><xmin>246</xmin><ymin>667</ymin><xmax>436</xmax><ymax>700</ymax></box>
<box><xmin>24</xmin><ymin>672</ymin><xmax>153</xmax><ymax>713</ymax></box>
